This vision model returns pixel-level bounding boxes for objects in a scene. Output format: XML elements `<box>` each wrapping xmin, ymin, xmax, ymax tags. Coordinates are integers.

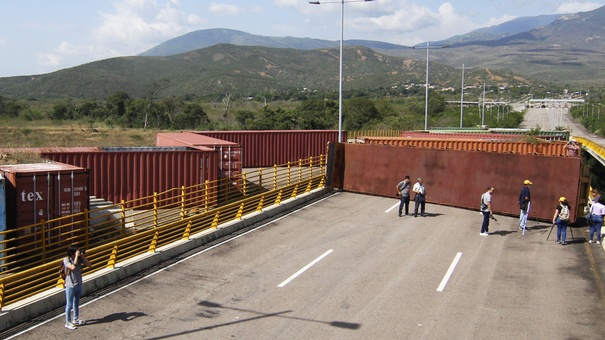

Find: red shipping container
<box><xmin>188</xmin><ymin>130</ymin><xmax>342</xmax><ymax>167</ymax></box>
<box><xmin>156</xmin><ymin>132</ymin><xmax>242</xmax><ymax>179</ymax></box>
<box><xmin>0</xmin><ymin>163</ymin><xmax>90</xmax><ymax>254</ymax></box>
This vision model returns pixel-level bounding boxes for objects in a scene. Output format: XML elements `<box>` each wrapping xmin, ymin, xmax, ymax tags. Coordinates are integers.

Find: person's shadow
<box><xmin>83</xmin><ymin>312</ymin><xmax>146</xmax><ymax>325</ymax></box>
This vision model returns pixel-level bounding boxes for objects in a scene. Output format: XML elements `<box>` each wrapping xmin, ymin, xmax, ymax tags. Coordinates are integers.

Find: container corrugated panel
<box><xmin>337</xmin><ymin>143</ymin><xmax>582</xmax><ymax>222</ymax></box>
<box><xmin>399</xmin><ymin>132</ymin><xmax>522</xmax><ymax>140</ymax></box>
<box><xmin>362</xmin><ymin>137</ymin><xmax>569</xmax><ymax>157</ymax></box>
<box><xmin>426</xmin><ymin>128</ymin><xmax>569</xmax><ymax>141</ymax></box>
<box><xmin>189</xmin><ymin>130</ymin><xmax>343</xmax><ymax>167</ymax></box>
<box><xmin>155</xmin><ymin>132</ymin><xmax>242</xmax><ymax>179</ymax></box>
<box><xmin>0</xmin><ymin>163</ymin><xmax>90</xmax><ymax>250</ymax></box>
<box><xmin>40</xmin><ymin>148</ymin><xmax>219</xmax><ymax>205</ymax></box>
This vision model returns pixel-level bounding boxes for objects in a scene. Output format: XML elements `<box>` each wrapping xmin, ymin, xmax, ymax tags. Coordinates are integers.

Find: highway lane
<box><xmin>10</xmin><ymin>192</ymin><xmax>605</xmax><ymax>339</ymax></box>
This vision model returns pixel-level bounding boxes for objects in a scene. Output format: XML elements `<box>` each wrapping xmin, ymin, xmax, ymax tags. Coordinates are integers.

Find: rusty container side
<box><xmin>42</xmin><ymin>148</ymin><xmax>219</xmax><ymax>206</ymax></box>
<box><xmin>190</xmin><ymin>130</ymin><xmax>342</xmax><ymax>167</ymax></box>
<box><xmin>339</xmin><ymin>143</ymin><xmax>582</xmax><ymax>222</ymax></box>
<box><xmin>363</xmin><ymin>137</ymin><xmax>569</xmax><ymax>157</ymax></box>
<box><xmin>399</xmin><ymin>132</ymin><xmax>522</xmax><ymax>140</ymax></box>
<box><xmin>0</xmin><ymin>163</ymin><xmax>90</xmax><ymax>255</ymax></box>
<box><xmin>156</xmin><ymin>132</ymin><xmax>242</xmax><ymax>179</ymax></box>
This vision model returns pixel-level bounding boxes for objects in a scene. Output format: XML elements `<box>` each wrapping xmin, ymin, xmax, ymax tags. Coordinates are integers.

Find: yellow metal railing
<box><xmin>0</xmin><ymin>155</ymin><xmax>327</xmax><ymax>310</ymax></box>
<box><xmin>574</xmin><ymin>136</ymin><xmax>605</xmax><ymax>160</ymax></box>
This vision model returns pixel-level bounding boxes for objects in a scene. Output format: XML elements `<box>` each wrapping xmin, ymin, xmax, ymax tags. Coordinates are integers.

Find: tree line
<box><xmin>0</xmin><ymin>90</ymin><xmax>524</xmax><ymax>131</ymax></box>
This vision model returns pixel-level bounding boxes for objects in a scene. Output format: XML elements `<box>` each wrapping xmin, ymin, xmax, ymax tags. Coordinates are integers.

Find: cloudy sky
<box><xmin>0</xmin><ymin>0</ymin><xmax>602</xmax><ymax>77</ymax></box>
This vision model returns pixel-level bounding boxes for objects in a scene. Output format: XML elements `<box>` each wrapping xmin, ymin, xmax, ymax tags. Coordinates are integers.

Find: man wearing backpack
<box><xmin>552</xmin><ymin>197</ymin><xmax>571</xmax><ymax>245</ymax></box>
<box><xmin>518</xmin><ymin>180</ymin><xmax>532</xmax><ymax>231</ymax></box>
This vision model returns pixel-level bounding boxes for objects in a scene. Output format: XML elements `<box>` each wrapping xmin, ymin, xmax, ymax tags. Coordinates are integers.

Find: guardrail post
<box><xmin>259</xmin><ymin>168</ymin><xmax>263</xmax><ymax>190</ymax></box>
<box><xmin>153</xmin><ymin>192</ymin><xmax>159</xmax><ymax>229</ymax></box>
<box><xmin>273</xmin><ymin>164</ymin><xmax>278</xmax><ymax>190</ymax></box>
<box><xmin>275</xmin><ymin>190</ymin><xmax>282</xmax><ymax>205</ymax></box>
<box><xmin>84</xmin><ymin>208</ymin><xmax>90</xmax><ymax>250</ymax></box>
<box><xmin>40</xmin><ymin>220</ymin><xmax>46</xmax><ymax>262</ymax></box>
<box><xmin>149</xmin><ymin>231</ymin><xmax>159</xmax><ymax>253</ymax></box>
<box><xmin>56</xmin><ymin>275</ymin><xmax>65</xmax><ymax>289</ymax></box>
<box><xmin>211</xmin><ymin>212</ymin><xmax>220</xmax><ymax>229</ymax></box>
<box><xmin>291</xmin><ymin>184</ymin><xmax>299</xmax><ymax>198</ymax></box>
<box><xmin>287</xmin><ymin>162</ymin><xmax>291</xmax><ymax>186</ymax></box>
<box><xmin>0</xmin><ymin>283</ymin><xmax>4</xmax><ymax>310</ymax></box>
<box><xmin>107</xmin><ymin>245</ymin><xmax>118</xmax><ymax>269</ymax></box>
<box><xmin>319</xmin><ymin>154</ymin><xmax>324</xmax><ymax>176</ymax></box>
<box><xmin>121</xmin><ymin>200</ymin><xmax>126</xmax><ymax>237</ymax></box>
<box><xmin>257</xmin><ymin>195</ymin><xmax>265</xmax><ymax>212</ymax></box>
<box><xmin>309</xmin><ymin>155</ymin><xmax>313</xmax><ymax>178</ymax></box>
<box><xmin>306</xmin><ymin>179</ymin><xmax>313</xmax><ymax>193</ymax></box>
<box><xmin>204</xmin><ymin>180</ymin><xmax>209</xmax><ymax>212</ymax></box>
<box><xmin>180</xmin><ymin>186</ymin><xmax>186</xmax><ymax>219</ymax></box>
<box><xmin>182</xmin><ymin>221</ymin><xmax>192</xmax><ymax>240</ymax></box>
<box><xmin>236</xmin><ymin>203</ymin><xmax>244</xmax><ymax>220</ymax></box>
<box><xmin>242</xmin><ymin>172</ymin><xmax>247</xmax><ymax>196</ymax></box>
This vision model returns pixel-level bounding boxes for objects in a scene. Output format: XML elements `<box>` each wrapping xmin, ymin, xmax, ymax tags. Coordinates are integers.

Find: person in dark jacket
<box><xmin>518</xmin><ymin>180</ymin><xmax>532</xmax><ymax>231</ymax></box>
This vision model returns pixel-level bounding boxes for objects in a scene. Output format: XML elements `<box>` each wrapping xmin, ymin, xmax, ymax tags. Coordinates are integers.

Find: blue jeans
<box><xmin>556</xmin><ymin>217</ymin><xmax>569</xmax><ymax>243</ymax></box>
<box><xmin>398</xmin><ymin>196</ymin><xmax>410</xmax><ymax>216</ymax></box>
<box><xmin>65</xmin><ymin>285</ymin><xmax>82</xmax><ymax>323</ymax></box>
<box><xmin>481</xmin><ymin>211</ymin><xmax>490</xmax><ymax>233</ymax></box>
<box><xmin>590</xmin><ymin>215</ymin><xmax>603</xmax><ymax>241</ymax></box>
<box><xmin>519</xmin><ymin>209</ymin><xmax>528</xmax><ymax>228</ymax></box>
<box><xmin>414</xmin><ymin>197</ymin><xmax>425</xmax><ymax>216</ymax></box>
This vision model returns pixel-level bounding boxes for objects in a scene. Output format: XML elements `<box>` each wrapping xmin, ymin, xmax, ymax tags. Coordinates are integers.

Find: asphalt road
<box><xmin>8</xmin><ymin>192</ymin><xmax>605</xmax><ymax>339</ymax></box>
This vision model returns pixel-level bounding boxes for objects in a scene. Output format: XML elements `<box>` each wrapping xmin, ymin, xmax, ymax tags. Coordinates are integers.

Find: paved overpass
<box><xmin>5</xmin><ymin>192</ymin><xmax>605</xmax><ymax>339</ymax></box>
<box><xmin>4</xmin><ymin>107</ymin><xmax>605</xmax><ymax>338</ymax></box>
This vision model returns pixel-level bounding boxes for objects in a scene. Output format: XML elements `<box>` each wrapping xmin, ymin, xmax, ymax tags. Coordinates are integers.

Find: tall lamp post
<box><xmin>309</xmin><ymin>0</ymin><xmax>375</xmax><ymax>143</ymax></box>
<box><xmin>457</xmin><ymin>64</ymin><xmax>472</xmax><ymax>128</ymax></box>
<box><xmin>413</xmin><ymin>42</ymin><xmax>447</xmax><ymax>130</ymax></box>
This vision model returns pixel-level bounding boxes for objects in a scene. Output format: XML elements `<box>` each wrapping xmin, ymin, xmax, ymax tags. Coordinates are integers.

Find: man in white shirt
<box><xmin>480</xmin><ymin>187</ymin><xmax>494</xmax><ymax>236</ymax></box>
<box><xmin>412</xmin><ymin>177</ymin><xmax>426</xmax><ymax>217</ymax></box>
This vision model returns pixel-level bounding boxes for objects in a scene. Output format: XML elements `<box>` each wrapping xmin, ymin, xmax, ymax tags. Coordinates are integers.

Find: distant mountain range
<box><xmin>139</xmin><ymin>15</ymin><xmax>564</xmax><ymax>56</ymax></box>
<box><xmin>1</xmin><ymin>6</ymin><xmax>604</xmax><ymax>100</ymax></box>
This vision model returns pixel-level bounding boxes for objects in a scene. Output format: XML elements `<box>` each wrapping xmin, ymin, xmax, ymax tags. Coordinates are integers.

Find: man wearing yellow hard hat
<box><xmin>518</xmin><ymin>180</ymin><xmax>532</xmax><ymax>231</ymax></box>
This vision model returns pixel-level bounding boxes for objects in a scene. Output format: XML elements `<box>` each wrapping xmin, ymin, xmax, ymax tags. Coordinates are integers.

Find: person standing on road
<box><xmin>518</xmin><ymin>180</ymin><xmax>532</xmax><ymax>231</ymax></box>
<box><xmin>588</xmin><ymin>197</ymin><xmax>605</xmax><ymax>244</ymax></box>
<box><xmin>552</xmin><ymin>197</ymin><xmax>571</xmax><ymax>245</ymax></box>
<box><xmin>413</xmin><ymin>178</ymin><xmax>426</xmax><ymax>217</ymax></box>
<box><xmin>63</xmin><ymin>246</ymin><xmax>91</xmax><ymax>330</ymax></box>
<box><xmin>396</xmin><ymin>175</ymin><xmax>411</xmax><ymax>217</ymax></box>
<box><xmin>480</xmin><ymin>186</ymin><xmax>494</xmax><ymax>236</ymax></box>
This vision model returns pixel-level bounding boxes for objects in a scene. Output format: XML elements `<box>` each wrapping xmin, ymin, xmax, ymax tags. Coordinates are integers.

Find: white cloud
<box><xmin>556</xmin><ymin>1</ymin><xmax>603</xmax><ymax>13</ymax></box>
<box><xmin>31</xmin><ymin>0</ymin><xmax>206</xmax><ymax>74</ymax></box>
<box><xmin>350</xmin><ymin>2</ymin><xmax>482</xmax><ymax>45</ymax></box>
<box><xmin>208</xmin><ymin>3</ymin><xmax>242</xmax><ymax>16</ymax></box>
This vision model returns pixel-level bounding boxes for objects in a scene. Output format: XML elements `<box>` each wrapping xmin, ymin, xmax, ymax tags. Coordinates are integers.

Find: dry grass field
<box><xmin>0</xmin><ymin>119</ymin><xmax>159</xmax><ymax>164</ymax></box>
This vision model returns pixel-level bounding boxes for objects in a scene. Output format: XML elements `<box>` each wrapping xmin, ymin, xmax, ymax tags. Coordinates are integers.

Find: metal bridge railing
<box><xmin>0</xmin><ymin>155</ymin><xmax>326</xmax><ymax>310</ymax></box>
<box><xmin>574</xmin><ymin>136</ymin><xmax>605</xmax><ymax>166</ymax></box>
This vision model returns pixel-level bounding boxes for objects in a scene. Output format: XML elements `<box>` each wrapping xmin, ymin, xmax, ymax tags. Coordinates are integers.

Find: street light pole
<box><xmin>460</xmin><ymin>63</ymin><xmax>465</xmax><ymax>128</ymax></box>
<box><xmin>309</xmin><ymin>0</ymin><xmax>375</xmax><ymax>143</ymax></box>
<box><xmin>456</xmin><ymin>64</ymin><xmax>472</xmax><ymax>128</ymax></box>
<box><xmin>414</xmin><ymin>42</ymin><xmax>447</xmax><ymax>130</ymax></box>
